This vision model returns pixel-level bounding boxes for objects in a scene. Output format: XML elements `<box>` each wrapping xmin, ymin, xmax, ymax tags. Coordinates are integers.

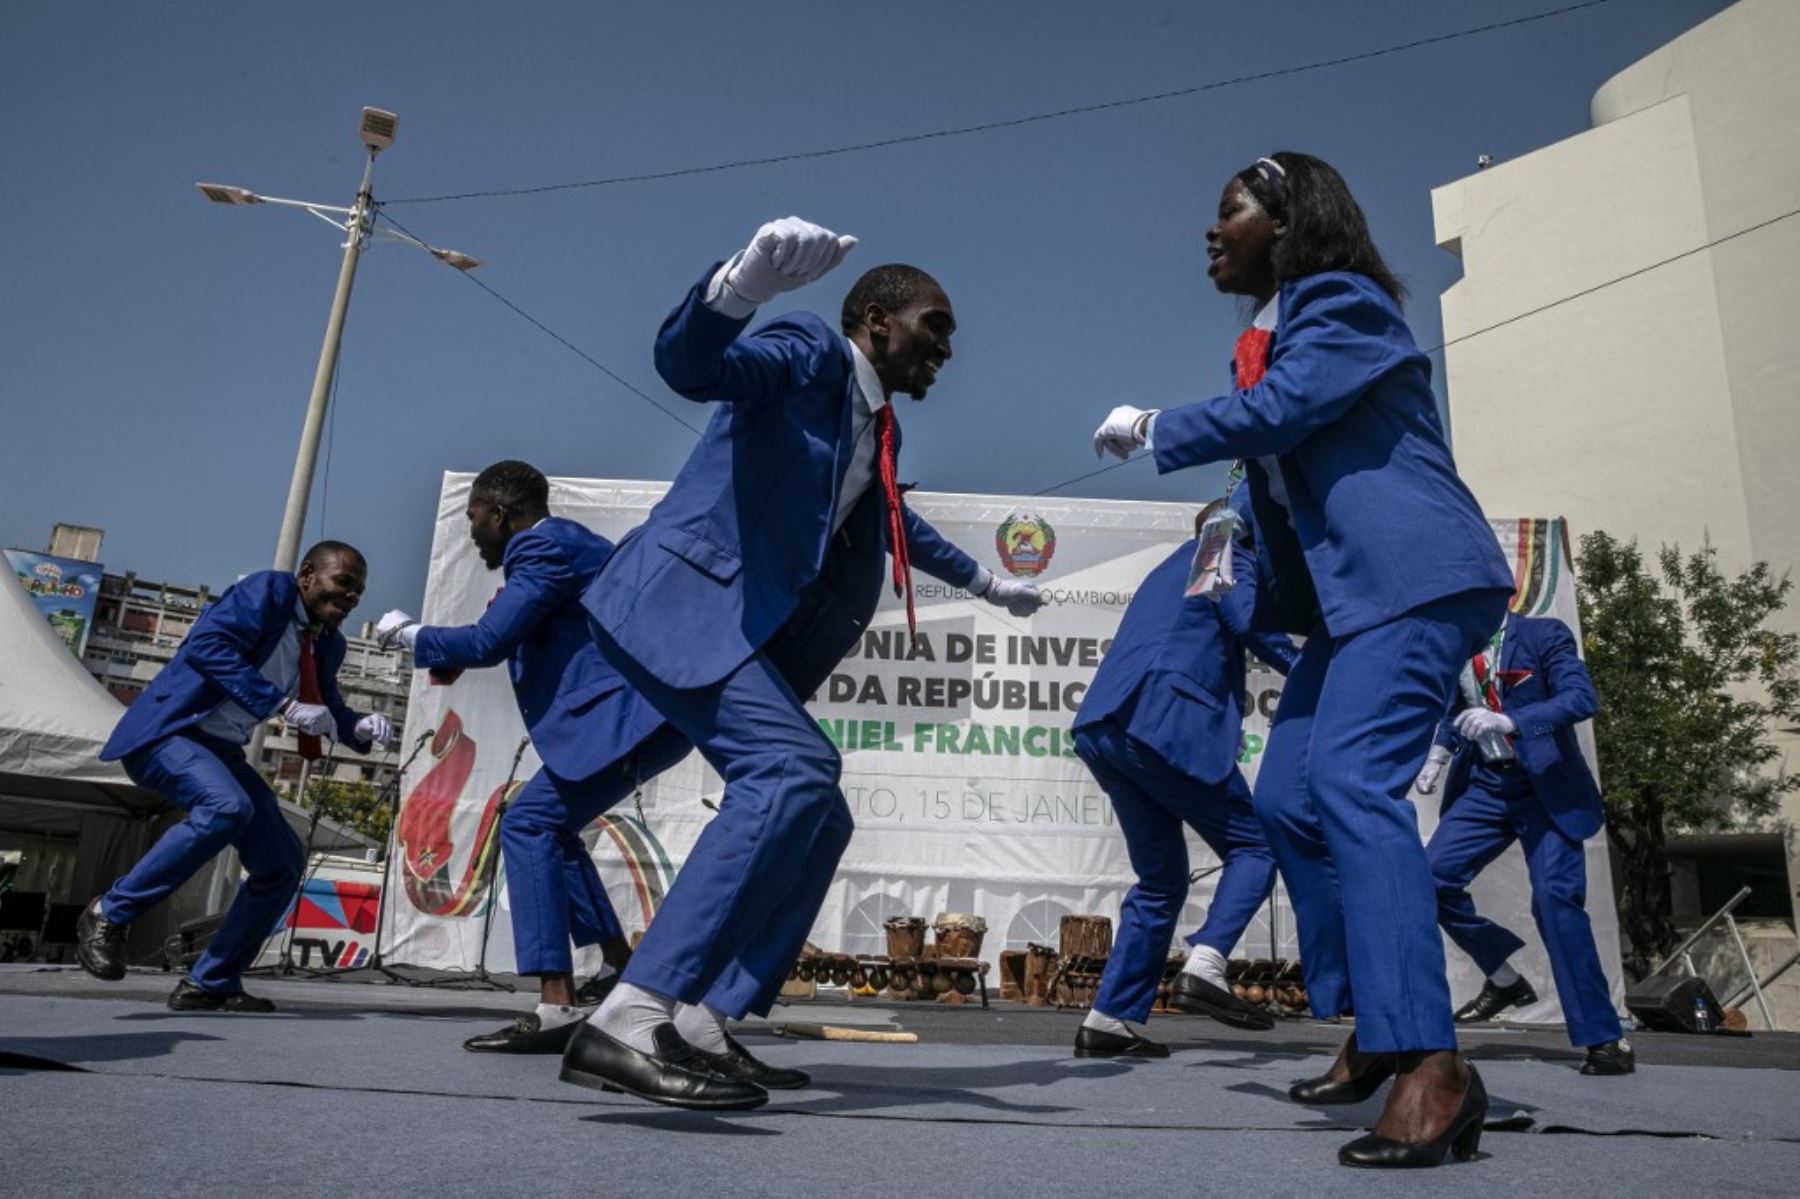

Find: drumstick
<box><xmin>769</xmin><ymin>1022</ymin><xmax>919</xmax><ymax>1043</ymax></box>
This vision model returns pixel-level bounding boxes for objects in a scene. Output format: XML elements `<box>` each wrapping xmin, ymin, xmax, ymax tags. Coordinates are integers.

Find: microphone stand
<box><xmin>302</xmin><ymin>728</ymin><xmax>436</xmax><ymax>985</ymax></box>
<box><xmin>263</xmin><ymin>744</ymin><xmax>339</xmax><ymax>978</ymax></box>
<box><xmin>413</xmin><ymin>734</ymin><xmax>529</xmax><ymax>992</ymax></box>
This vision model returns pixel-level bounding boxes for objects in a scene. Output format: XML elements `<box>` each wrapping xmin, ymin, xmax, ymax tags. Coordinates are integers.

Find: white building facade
<box><xmin>1430</xmin><ymin>0</ymin><xmax>1800</xmax><ymax>1001</ymax></box>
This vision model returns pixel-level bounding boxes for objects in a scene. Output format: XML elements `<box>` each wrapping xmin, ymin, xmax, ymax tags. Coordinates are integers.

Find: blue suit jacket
<box><xmin>1151</xmin><ymin>272</ymin><xmax>1512</xmax><ymax>636</ymax></box>
<box><xmin>584</xmin><ymin>265</ymin><xmax>980</xmax><ymax>689</ymax></box>
<box><xmin>1074</xmin><ymin>492</ymin><xmax>1299</xmax><ymax>784</ymax></box>
<box><xmin>101</xmin><ymin>571</ymin><xmax>367</xmax><ymax>761</ymax></box>
<box><xmin>1437</xmin><ymin>613</ymin><xmax>1604</xmax><ymax>841</ymax></box>
<box><xmin>412</xmin><ymin>518</ymin><xmax>674</xmax><ymax>784</ymax></box>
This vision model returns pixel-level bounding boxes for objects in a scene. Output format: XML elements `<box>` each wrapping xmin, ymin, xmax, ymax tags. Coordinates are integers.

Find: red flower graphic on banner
<box><xmin>394</xmin><ymin>710</ymin><xmax>516</xmax><ymax>917</ymax></box>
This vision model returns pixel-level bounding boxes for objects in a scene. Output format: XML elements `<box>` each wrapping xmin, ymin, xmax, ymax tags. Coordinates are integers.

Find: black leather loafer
<box><xmin>1454</xmin><ymin>975</ymin><xmax>1538</xmax><ymax>1022</ymax></box>
<box><xmin>560</xmin><ymin>1021</ymin><xmax>767</xmax><ymax>1110</ymax></box>
<box><xmin>696</xmin><ymin>1033</ymin><xmax>810</xmax><ymax>1089</ymax></box>
<box><xmin>1338</xmin><ymin>1065</ymin><xmax>1487</xmax><ymax>1168</ymax></box>
<box><xmin>1580</xmin><ymin>1037</ymin><xmax>1636</xmax><ymax>1076</ymax></box>
<box><xmin>1073</xmin><ymin>1025</ymin><xmax>1170</xmax><ymax>1058</ymax></box>
<box><xmin>1169</xmin><ymin>973</ymin><xmax>1276</xmax><ymax>1031</ymax></box>
<box><xmin>76</xmin><ymin>897</ymin><xmax>128</xmax><ymax>982</ymax></box>
<box><xmin>167</xmin><ymin>979</ymin><xmax>276</xmax><ymax>1013</ymax></box>
<box><xmin>464</xmin><ymin>1013</ymin><xmax>586</xmax><ymax>1054</ymax></box>
<box><xmin>575</xmin><ymin>971</ymin><xmax>623</xmax><ymax>1006</ymax></box>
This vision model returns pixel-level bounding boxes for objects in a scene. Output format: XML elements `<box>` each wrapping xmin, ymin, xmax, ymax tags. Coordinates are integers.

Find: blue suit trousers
<box><xmin>1428</xmin><ymin>764</ymin><xmax>1621</xmax><ymax>1047</ymax></box>
<box><xmin>1075</xmin><ymin>721</ymin><xmax>1280</xmax><ymax>1024</ymax></box>
<box><xmin>593</xmin><ymin>629</ymin><xmax>852</xmax><ymax>1020</ymax></box>
<box><xmin>107</xmin><ymin>734</ymin><xmax>305</xmax><ymax>994</ymax></box>
<box><xmin>1254</xmin><ymin>588</ymin><xmax>1508</xmax><ymax>1053</ymax></box>
<box><xmin>502</xmin><ymin>726</ymin><xmax>692</xmax><ymax>977</ymax></box>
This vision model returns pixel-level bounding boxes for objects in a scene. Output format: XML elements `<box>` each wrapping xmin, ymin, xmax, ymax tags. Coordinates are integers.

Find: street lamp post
<box><xmin>198</xmin><ymin>106</ymin><xmax>479</xmax><ymax>573</ymax></box>
<box><xmin>200</xmin><ymin>106</ymin><xmax>477</xmax><ymax>778</ymax></box>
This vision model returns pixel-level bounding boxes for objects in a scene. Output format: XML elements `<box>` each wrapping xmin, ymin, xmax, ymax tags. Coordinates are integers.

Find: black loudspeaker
<box><xmin>161</xmin><ymin>912</ymin><xmax>228</xmax><ymax>972</ymax></box>
<box><xmin>1625</xmin><ymin>973</ymin><xmax>1725</xmax><ymax>1033</ymax></box>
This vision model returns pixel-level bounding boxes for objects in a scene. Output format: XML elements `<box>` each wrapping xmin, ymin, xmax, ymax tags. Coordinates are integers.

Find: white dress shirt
<box><xmin>197</xmin><ymin>595</ymin><xmax>312</xmax><ymax>745</ymax></box>
<box><xmin>1248</xmin><ymin>295</ymin><xmax>1291</xmax><ymax>513</ymax></box>
<box><xmin>835</xmin><ymin>340</ymin><xmax>890</xmax><ymax>532</ymax></box>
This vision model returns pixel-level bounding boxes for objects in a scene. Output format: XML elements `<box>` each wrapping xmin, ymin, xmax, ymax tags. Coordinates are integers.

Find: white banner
<box><xmin>384</xmin><ymin>474</ymin><xmax>1621</xmax><ymax>1026</ymax></box>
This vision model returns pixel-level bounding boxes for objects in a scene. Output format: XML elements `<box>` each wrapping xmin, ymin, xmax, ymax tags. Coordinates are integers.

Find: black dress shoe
<box><xmin>76</xmin><ymin>897</ymin><xmax>128</xmax><ymax>982</ymax></box>
<box><xmin>1338</xmin><ymin>1064</ymin><xmax>1488</xmax><ymax>1168</ymax></box>
<box><xmin>575</xmin><ymin>971</ymin><xmax>622</xmax><ymax>1006</ymax></box>
<box><xmin>167</xmin><ymin>979</ymin><xmax>277</xmax><ymax>1013</ymax></box>
<box><xmin>1290</xmin><ymin>1046</ymin><xmax>1396</xmax><ymax>1105</ymax></box>
<box><xmin>464</xmin><ymin>1012</ymin><xmax>586</xmax><ymax>1055</ymax></box>
<box><xmin>1073</xmin><ymin>1025</ymin><xmax>1170</xmax><ymax>1058</ymax></box>
<box><xmin>696</xmin><ymin>1033</ymin><xmax>811</xmax><ymax>1089</ymax></box>
<box><xmin>1169</xmin><ymin>973</ymin><xmax>1276</xmax><ymax>1031</ymax></box>
<box><xmin>560</xmin><ymin>1021</ymin><xmax>768</xmax><ymax>1110</ymax></box>
<box><xmin>1454</xmin><ymin>975</ymin><xmax>1537</xmax><ymax>1022</ymax></box>
<box><xmin>1580</xmin><ymin>1037</ymin><xmax>1636</xmax><ymax>1076</ymax></box>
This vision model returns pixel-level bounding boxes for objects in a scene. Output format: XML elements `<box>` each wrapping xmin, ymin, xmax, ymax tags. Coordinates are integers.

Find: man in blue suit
<box><xmin>566</xmin><ymin>216</ymin><xmax>1046</xmax><ymax>1110</ymax></box>
<box><xmin>78</xmin><ymin>542</ymin><xmax>394</xmax><ymax>1010</ymax></box>
<box><xmin>1419</xmin><ymin>611</ymin><xmax>1632</xmax><ymax>1075</ymax></box>
<box><xmin>374</xmin><ymin>461</ymin><xmax>692</xmax><ymax>1056</ymax></box>
<box><xmin>1071</xmin><ymin>492</ymin><xmax>1347</xmax><ymax>1057</ymax></box>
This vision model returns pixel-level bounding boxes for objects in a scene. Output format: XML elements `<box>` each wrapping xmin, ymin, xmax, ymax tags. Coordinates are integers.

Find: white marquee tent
<box><xmin>0</xmin><ymin>571</ymin><xmax>368</xmax><ymax>957</ymax></box>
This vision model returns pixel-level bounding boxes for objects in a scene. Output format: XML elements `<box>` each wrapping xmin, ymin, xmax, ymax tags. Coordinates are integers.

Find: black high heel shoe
<box><xmin>1337</xmin><ymin>1064</ymin><xmax>1488</xmax><ymax>1169</ymax></box>
<box><xmin>1289</xmin><ymin>1049</ymin><xmax>1396</xmax><ymax>1105</ymax></box>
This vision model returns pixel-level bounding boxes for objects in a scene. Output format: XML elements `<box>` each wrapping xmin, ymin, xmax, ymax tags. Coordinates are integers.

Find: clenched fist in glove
<box><xmin>355</xmin><ymin>713</ymin><xmax>396</xmax><ymax>749</ymax></box>
<box><xmin>283</xmin><ymin>701</ymin><xmax>336</xmax><ymax>739</ymax></box>
<box><xmin>375</xmin><ymin>609</ymin><xmax>419</xmax><ymax>652</ymax></box>
<box><xmin>709</xmin><ymin>216</ymin><xmax>858</xmax><ymax>317</ymax></box>
<box><xmin>971</xmin><ymin>567</ymin><xmax>1048</xmax><ymax>618</ymax></box>
<box><xmin>1414</xmin><ymin>744</ymin><xmax>1453</xmax><ymax>795</ymax></box>
<box><xmin>1454</xmin><ymin>708</ymin><xmax>1516</xmax><ymax>741</ymax></box>
<box><xmin>1093</xmin><ymin>405</ymin><xmax>1158</xmax><ymax>460</ymax></box>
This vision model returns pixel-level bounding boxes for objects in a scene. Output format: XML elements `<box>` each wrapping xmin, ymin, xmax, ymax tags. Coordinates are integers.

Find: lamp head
<box><xmin>359</xmin><ymin>107</ymin><xmax>399</xmax><ymax>155</ymax></box>
<box><xmin>196</xmin><ymin>183</ymin><xmax>262</xmax><ymax>206</ymax></box>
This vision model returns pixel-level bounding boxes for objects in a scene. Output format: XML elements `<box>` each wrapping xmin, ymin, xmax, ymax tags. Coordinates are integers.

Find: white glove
<box><xmin>1454</xmin><ymin>708</ymin><xmax>1517</xmax><ymax>740</ymax></box>
<box><xmin>1093</xmin><ymin>405</ymin><xmax>1158</xmax><ymax>460</ymax></box>
<box><xmin>717</xmin><ymin>216</ymin><xmax>858</xmax><ymax>310</ymax></box>
<box><xmin>374</xmin><ymin>609</ymin><xmax>418</xmax><ymax>651</ymax></box>
<box><xmin>355</xmin><ymin>713</ymin><xmax>395</xmax><ymax>749</ymax></box>
<box><xmin>971</xmin><ymin>567</ymin><xmax>1048</xmax><ymax>618</ymax></box>
<box><xmin>283</xmin><ymin>700</ymin><xmax>336</xmax><ymax>739</ymax></box>
<box><xmin>1414</xmin><ymin>744</ymin><xmax>1454</xmax><ymax>795</ymax></box>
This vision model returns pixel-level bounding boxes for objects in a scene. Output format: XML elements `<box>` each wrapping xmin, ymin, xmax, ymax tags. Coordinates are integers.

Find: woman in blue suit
<box><xmin>1093</xmin><ymin>153</ymin><xmax>1513</xmax><ymax>1168</ymax></box>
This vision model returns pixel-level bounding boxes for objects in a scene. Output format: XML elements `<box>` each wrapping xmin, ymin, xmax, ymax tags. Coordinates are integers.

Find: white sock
<box><xmin>535</xmin><ymin>1002</ymin><xmax>595</xmax><ymax>1032</ymax></box>
<box><xmin>594</xmin><ymin>981</ymin><xmax>675</xmax><ymax>1053</ymax></box>
<box><xmin>1183</xmin><ymin>944</ymin><xmax>1229</xmax><ymax>988</ymax></box>
<box><xmin>1490</xmin><ymin>962</ymin><xmax>1521</xmax><ymax>988</ymax></box>
<box><xmin>673</xmin><ymin>1002</ymin><xmax>733</xmax><ymax>1055</ymax></box>
<box><xmin>1082</xmin><ymin>1008</ymin><xmax>1140</xmax><ymax>1037</ymax></box>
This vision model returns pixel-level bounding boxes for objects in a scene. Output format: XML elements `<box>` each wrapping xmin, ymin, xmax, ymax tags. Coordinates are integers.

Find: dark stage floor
<box><xmin>4</xmin><ymin>965</ymin><xmax>1798</xmax><ymax>1196</ymax></box>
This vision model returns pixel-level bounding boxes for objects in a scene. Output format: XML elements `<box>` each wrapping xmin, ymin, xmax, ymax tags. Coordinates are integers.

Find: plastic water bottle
<box><xmin>1692</xmin><ymin>993</ymin><xmax>1713</xmax><ymax>1033</ymax></box>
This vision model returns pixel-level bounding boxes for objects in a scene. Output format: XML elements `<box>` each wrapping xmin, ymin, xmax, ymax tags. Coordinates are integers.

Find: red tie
<box><xmin>296</xmin><ymin>630</ymin><xmax>324</xmax><ymax>761</ymax></box>
<box><xmin>1235</xmin><ymin>326</ymin><xmax>1273</xmax><ymax>389</ymax></box>
<box><xmin>875</xmin><ymin>404</ymin><xmax>915</xmax><ymax>636</ymax></box>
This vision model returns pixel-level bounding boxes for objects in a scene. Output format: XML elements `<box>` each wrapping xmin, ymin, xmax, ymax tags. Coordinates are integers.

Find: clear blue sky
<box><xmin>0</xmin><ymin>0</ymin><xmax>1732</xmax><ymax>617</ymax></box>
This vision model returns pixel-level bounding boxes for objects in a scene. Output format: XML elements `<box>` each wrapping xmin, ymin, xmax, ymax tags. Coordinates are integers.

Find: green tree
<box><xmin>288</xmin><ymin>779</ymin><xmax>393</xmax><ymax>846</ymax></box>
<box><xmin>1577</xmin><ymin>532</ymin><xmax>1800</xmax><ymax>972</ymax></box>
